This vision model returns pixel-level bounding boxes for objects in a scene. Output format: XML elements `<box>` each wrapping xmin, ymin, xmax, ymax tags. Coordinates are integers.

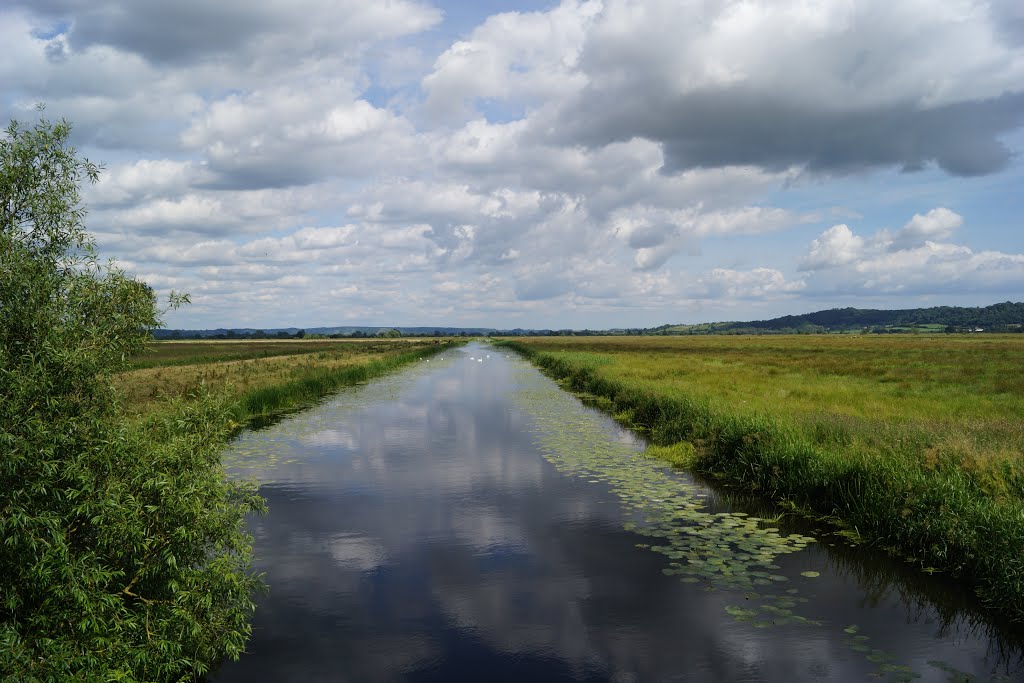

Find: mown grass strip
<box><xmin>497</xmin><ymin>339</ymin><xmax>1024</xmax><ymax>621</ymax></box>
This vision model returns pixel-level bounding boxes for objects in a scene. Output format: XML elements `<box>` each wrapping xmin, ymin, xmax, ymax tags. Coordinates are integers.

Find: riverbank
<box><xmin>117</xmin><ymin>338</ymin><xmax>462</xmax><ymax>426</ymax></box>
<box><xmin>496</xmin><ymin>335</ymin><xmax>1024</xmax><ymax>620</ymax></box>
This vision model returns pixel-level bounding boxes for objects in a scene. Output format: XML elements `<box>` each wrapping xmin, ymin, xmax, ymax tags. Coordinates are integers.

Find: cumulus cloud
<box><xmin>2</xmin><ymin>0</ymin><xmax>1022</xmax><ymax>328</ymax></box>
<box><xmin>800</xmin><ymin>209</ymin><xmax>1024</xmax><ymax>296</ymax></box>
<box><xmin>615</xmin><ymin>205</ymin><xmax>812</xmax><ymax>270</ymax></box>
<box><xmin>699</xmin><ymin>268</ymin><xmax>806</xmax><ymax>299</ymax></box>
<box><xmin>800</xmin><ymin>225</ymin><xmax>866</xmax><ymax>271</ymax></box>
<box><xmin>181</xmin><ymin>89</ymin><xmax>419</xmax><ymax>189</ymax></box>
<box><xmin>421</xmin><ymin>0</ymin><xmax>601</xmax><ymax>122</ymax></box>
<box><xmin>889</xmin><ymin>207</ymin><xmax>964</xmax><ymax>250</ymax></box>
<box><xmin>547</xmin><ymin>0</ymin><xmax>1024</xmax><ymax>176</ymax></box>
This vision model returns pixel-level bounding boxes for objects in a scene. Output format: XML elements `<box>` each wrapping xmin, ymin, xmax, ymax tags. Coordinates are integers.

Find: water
<box><xmin>216</xmin><ymin>343</ymin><xmax>1024</xmax><ymax>682</ymax></box>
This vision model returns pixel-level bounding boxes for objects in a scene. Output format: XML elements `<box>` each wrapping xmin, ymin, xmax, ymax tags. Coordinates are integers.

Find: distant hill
<box><xmin>657</xmin><ymin>301</ymin><xmax>1024</xmax><ymax>335</ymax></box>
<box><xmin>154</xmin><ymin>302</ymin><xmax>1024</xmax><ymax>339</ymax></box>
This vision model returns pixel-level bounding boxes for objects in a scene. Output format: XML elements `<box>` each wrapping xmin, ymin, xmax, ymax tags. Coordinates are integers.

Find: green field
<box><xmin>499</xmin><ymin>334</ymin><xmax>1024</xmax><ymax>619</ymax></box>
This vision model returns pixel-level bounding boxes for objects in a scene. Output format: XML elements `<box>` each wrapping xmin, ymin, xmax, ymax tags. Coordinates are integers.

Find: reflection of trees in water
<box><xmin>816</xmin><ymin>537</ymin><xmax>1024</xmax><ymax>675</ymax></box>
<box><xmin>693</xmin><ymin>475</ymin><xmax>1024</xmax><ymax>675</ymax></box>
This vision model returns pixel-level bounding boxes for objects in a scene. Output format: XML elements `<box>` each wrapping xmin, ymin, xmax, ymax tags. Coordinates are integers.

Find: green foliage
<box><xmin>1</xmin><ymin>112</ymin><xmax>264</xmax><ymax>680</ymax></box>
<box><xmin>645</xmin><ymin>442</ymin><xmax>698</xmax><ymax>468</ymax></box>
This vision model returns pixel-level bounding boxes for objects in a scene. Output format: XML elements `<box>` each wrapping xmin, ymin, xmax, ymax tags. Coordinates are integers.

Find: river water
<box><xmin>215</xmin><ymin>343</ymin><xmax>1024</xmax><ymax>682</ymax></box>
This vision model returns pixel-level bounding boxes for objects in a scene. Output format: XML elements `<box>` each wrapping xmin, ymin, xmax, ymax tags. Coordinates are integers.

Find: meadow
<box><xmin>498</xmin><ymin>334</ymin><xmax>1024</xmax><ymax>618</ymax></box>
<box><xmin>117</xmin><ymin>338</ymin><xmax>456</xmax><ymax>423</ymax></box>
<box><xmin>125</xmin><ymin>339</ymin><xmax>373</xmax><ymax>369</ymax></box>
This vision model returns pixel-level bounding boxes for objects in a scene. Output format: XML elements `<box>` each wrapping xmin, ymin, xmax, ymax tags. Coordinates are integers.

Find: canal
<box><xmin>216</xmin><ymin>343</ymin><xmax>1024</xmax><ymax>682</ymax></box>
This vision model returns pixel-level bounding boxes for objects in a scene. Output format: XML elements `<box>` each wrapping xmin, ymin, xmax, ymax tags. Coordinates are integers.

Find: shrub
<box><xmin>1</xmin><ymin>111</ymin><xmax>264</xmax><ymax>681</ymax></box>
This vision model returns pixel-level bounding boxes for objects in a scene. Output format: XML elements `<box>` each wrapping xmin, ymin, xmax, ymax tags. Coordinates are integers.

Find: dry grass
<box><xmin>127</xmin><ymin>338</ymin><xmax>430</xmax><ymax>370</ymax></box>
<box><xmin>116</xmin><ymin>339</ymin><xmax>445</xmax><ymax>417</ymax></box>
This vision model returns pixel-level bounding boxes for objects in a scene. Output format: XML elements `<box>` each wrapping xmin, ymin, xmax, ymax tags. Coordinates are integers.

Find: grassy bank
<box><xmin>127</xmin><ymin>338</ymin><xmax>386</xmax><ymax>370</ymax></box>
<box><xmin>497</xmin><ymin>335</ymin><xmax>1024</xmax><ymax>619</ymax></box>
<box><xmin>117</xmin><ymin>338</ymin><xmax>460</xmax><ymax>425</ymax></box>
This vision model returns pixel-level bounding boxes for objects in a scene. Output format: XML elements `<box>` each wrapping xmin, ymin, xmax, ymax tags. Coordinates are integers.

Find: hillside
<box><xmin>659</xmin><ymin>301</ymin><xmax>1024</xmax><ymax>334</ymax></box>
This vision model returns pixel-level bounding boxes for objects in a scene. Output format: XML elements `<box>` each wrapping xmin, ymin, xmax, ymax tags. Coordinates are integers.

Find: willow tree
<box><xmin>0</xmin><ymin>111</ymin><xmax>264</xmax><ymax>681</ymax></box>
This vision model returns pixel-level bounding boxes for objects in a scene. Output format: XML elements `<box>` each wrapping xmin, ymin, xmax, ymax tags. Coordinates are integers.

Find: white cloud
<box><xmin>2</xmin><ymin>1</ymin><xmax>1021</xmax><ymax>329</ymax></box>
<box><xmin>87</xmin><ymin>160</ymin><xmax>208</xmax><ymax>206</ymax></box>
<box><xmin>615</xmin><ymin>205</ymin><xmax>811</xmax><ymax>270</ymax></box>
<box><xmin>801</xmin><ymin>210</ymin><xmax>1024</xmax><ymax>296</ymax></box>
<box><xmin>800</xmin><ymin>224</ymin><xmax>866</xmax><ymax>270</ymax></box>
<box><xmin>700</xmin><ymin>268</ymin><xmax>806</xmax><ymax>299</ymax></box>
<box><xmin>552</xmin><ymin>0</ymin><xmax>1024</xmax><ymax>175</ymax></box>
<box><xmin>889</xmin><ymin>207</ymin><xmax>964</xmax><ymax>249</ymax></box>
<box><xmin>422</xmin><ymin>0</ymin><xmax>601</xmax><ymax>122</ymax></box>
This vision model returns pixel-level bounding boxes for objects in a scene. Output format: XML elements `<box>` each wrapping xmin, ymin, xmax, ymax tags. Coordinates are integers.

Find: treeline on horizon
<box><xmin>155</xmin><ymin>301</ymin><xmax>1024</xmax><ymax>340</ymax></box>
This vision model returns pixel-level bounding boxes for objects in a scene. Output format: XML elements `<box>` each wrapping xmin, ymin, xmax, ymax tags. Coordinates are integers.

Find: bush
<box><xmin>1</xmin><ymin>111</ymin><xmax>265</xmax><ymax>680</ymax></box>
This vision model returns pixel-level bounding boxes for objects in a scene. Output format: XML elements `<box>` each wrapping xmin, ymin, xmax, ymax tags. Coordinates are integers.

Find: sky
<box><xmin>2</xmin><ymin>0</ymin><xmax>1023</xmax><ymax>330</ymax></box>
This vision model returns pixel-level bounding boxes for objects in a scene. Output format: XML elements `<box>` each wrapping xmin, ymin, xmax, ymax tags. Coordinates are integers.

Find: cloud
<box><xmin>87</xmin><ymin>160</ymin><xmax>209</xmax><ymax>207</ymax></box>
<box><xmin>2</xmin><ymin>1</ymin><xmax>1022</xmax><ymax>329</ymax></box>
<box><xmin>421</xmin><ymin>0</ymin><xmax>601</xmax><ymax>123</ymax></box>
<box><xmin>615</xmin><ymin>205</ymin><xmax>811</xmax><ymax>270</ymax></box>
<box><xmin>12</xmin><ymin>0</ymin><xmax>441</xmax><ymax>66</ymax></box>
<box><xmin>181</xmin><ymin>89</ymin><xmax>419</xmax><ymax>189</ymax></box>
<box><xmin>889</xmin><ymin>207</ymin><xmax>964</xmax><ymax>250</ymax></box>
<box><xmin>800</xmin><ymin>209</ymin><xmax>1024</xmax><ymax>295</ymax></box>
<box><xmin>515</xmin><ymin>275</ymin><xmax>573</xmax><ymax>301</ymax></box>
<box><xmin>699</xmin><ymin>268</ymin><xmax>806</xmax><ymax>299</ymax></box>
<box><xmin>800</xmin><ymin>224</ymin><xmax>866</xmax><ymax>271</ymax></box>
<box><xmin>546</xmin><ymin>0</ymin><xmax>1024</xmax><ymax>176</ymax></box>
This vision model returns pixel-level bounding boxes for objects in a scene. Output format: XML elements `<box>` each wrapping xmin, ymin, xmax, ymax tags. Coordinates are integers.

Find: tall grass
<box><xmin>498</xmin><ymin>338</ymin><xmax>1024</xmax><ymax>620</ymax></box>
<box><xmin>232</xmin><ymin>345</ymin><xmax>453</xmax><ymax>424</ymax></box>
<box><xmin>116</xmin><ymin>340</ymin><xmax>456</xmax><ymax>417</ymax></box>
<box><xmin>128</xmin><ymin>339</ymin><xmax>436</xmax><ymax>370</ymax></box>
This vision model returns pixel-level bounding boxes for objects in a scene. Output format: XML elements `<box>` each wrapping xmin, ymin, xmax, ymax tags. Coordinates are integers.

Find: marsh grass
<box><xmin>498</xmin><ymin>335</ymin><xmax>1024</xmax><ymax>619</ymax></box>
<box><xmin>128</xmin><ymin>338</ymin><xmax>430</xmax><ymax>370</ymax></box>
<box><xmin>232</xmin><ymin>347</ymin><xmax>448</xmax><ymax>422</ymax></box>
<box><xmin>116</xmin><ymin>339</ymin><xmax>457</xmax><ymax>424</ymax></box>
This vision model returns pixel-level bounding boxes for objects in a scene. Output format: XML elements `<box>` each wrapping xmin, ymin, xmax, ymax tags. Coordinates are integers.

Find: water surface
<box><xmin>217</xmin><ymin>343</ymin><xmax>1024</xmax><ymax>682</ymax></box>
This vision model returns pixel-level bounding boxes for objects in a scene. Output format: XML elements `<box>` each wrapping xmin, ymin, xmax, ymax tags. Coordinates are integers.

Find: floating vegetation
<box><xmin>925</xmin><ymin>660</ymin><xmax>1010</xmax><ymax>682</ymax></box>
<box><xmin>835</xmin><ymin>625</ymin><xmax>922</xmax><ymax>681</ymax></box>
<box><xmin>511</xmin><ymin>366</ymin><xmax>816</xmax><ymax>603</ymax></box>
<box><xmin>509</xmin><ymin>358</ymin><xmax>935</xmax><ymax>681</ymax></box>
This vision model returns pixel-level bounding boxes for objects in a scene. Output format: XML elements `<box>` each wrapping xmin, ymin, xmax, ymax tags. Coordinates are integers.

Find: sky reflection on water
<box><xmin>216</xmin><ymin>344</ymin><xmax>1024</xmax><ymax>682</ymax></box>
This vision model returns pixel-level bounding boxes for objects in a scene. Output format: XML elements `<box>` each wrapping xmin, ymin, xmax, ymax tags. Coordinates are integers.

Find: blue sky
<box><xmin>2</xmin><ymin>0</ymin><xmax>1023</xmax><ymax>329</ymax></box>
